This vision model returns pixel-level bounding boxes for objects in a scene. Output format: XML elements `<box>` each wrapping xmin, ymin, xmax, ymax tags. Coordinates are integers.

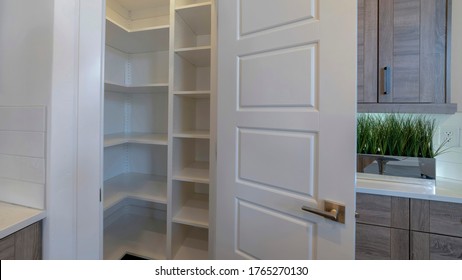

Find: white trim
<box><xmin>76</xmin><ymin>0</ymin><xmax>105</xmax><ymax>259</ymax></box>
<box><xmin>44</xmin><ymin>0</ymin><xmax>80</xmax><ymax>259</ymax></box>
<box><xmin>44</xmin><ymin>0</ymin><xmax>104</xmax><ymax>259</ymax></box>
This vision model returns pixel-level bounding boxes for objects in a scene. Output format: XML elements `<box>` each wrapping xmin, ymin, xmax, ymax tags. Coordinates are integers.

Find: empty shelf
<box><xmin>105</xmin><ymin>82</ymin><xmax>168</xmax><ymax>94</ymax></box>
<box><xmin>106</xmin><ymin>20</ymin><xmax>169</xmax><ymax>53</ymax></box>
<box><xmin>174</xmin><ymin>161</ymin><xmax>210</xmax><ymax>184</ymax></box>
<box><xmin>173</xmin><ymin>226</ymin><xmax>208</xmax><ymax>260</ymax></box>
<box><xmin>104</xmin><ymin>133</ymin><xmax>168</xmax><ymax>148</ymax></box>
<box><xmin>104</xmin><ymin>212</ymin><xmax>166</xmax><ymax>260</ymax></box>
<box><xmin>176</xmin><ymin>3</ymin><xmax>211</xmax><ymax>36</ymax></box>
<box><xmin>173</xmin><ymin>130</ymin><xmax>210</xmax><ymax>139</ymax></box>
<box><xmin>175</xmin><ymin>46</ymin><xmax>211</xmax><ymax>67</ymax></box>
<box><xmin>173</xmin><ymin>193</ymin><xmax>209</xmax><ymax>228</ymax></box>
<box><xmin>104</xmin><ymin>173</ymin><xmax>167</xmax><ymax>210</ymax></box>
<box><xmin>173</xmin><ymin>91</ymin><xmax>210</xmax><ymax>98</ymax></box>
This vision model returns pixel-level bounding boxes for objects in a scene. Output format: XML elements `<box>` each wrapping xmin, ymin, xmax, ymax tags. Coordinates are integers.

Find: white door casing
<box><xmin>216</xmin><ymin>0</ymin><xmax>357</xmax><ymax>259</ymax></box>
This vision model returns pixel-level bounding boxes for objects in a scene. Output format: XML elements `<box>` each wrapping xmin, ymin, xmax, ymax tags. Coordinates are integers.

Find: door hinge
<box><xmin>99</xmin><ymin>188</ymin><xmax>102</xmax><ymax>202</ymax></box>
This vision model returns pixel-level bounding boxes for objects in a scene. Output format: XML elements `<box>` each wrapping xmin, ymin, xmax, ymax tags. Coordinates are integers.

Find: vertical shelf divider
<box><xmin>168</xmin><ymin>0</ymin><xmax>215</xmax><ymax>260</ymax></box>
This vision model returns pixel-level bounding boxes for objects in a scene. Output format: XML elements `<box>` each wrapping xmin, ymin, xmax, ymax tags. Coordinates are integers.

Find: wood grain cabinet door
<box><xmin>356</xmin><ymin>193</ymin><xmax>409</xmax><ymax>229</ymax></box>
<box><xmin>411</xmin><ymin>199</ymin><xmax>462</xmax><ymax>238</ymax></box>
<box><xmin>356</xmin><ymin>223</ymin><xmax>409</xmax><ymax>260</ymax></box>
<box><xmin>411</xmin><ymin>231</ymin><xmax>462</xmax><ymax>260</ymax></box>
<box><xmin>356</xmin><ymin>194</ymin><xmax>410</xmax><ymax>260</ymax></box>
<box><xmin>411</xmin><ymin>199</ymin><xmax>462</xmax><ymax>260</ymax></box>
<box><xmin>358</xmin><ymin>0</ymin><xmax>449</xmax><ymax>105</ymax></box>
<box><xmin>0</xmin><ymin>222</ymin><xmax>42</xmax><ymax>260</ymax></box>
<box><xmin>379</xmin><ymin>0</ymin><xmax>448</xmax><ymax>104</ymax></box>
<box><xmin>0</xmin><ymin>235</ymin><xmax>15</xmax><ymax>260</ymax></box>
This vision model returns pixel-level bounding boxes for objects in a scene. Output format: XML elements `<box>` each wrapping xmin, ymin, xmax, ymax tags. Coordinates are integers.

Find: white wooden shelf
<box><xmin>104</xmin><ymin>133</ymin><xmax>168</xmax><ymax>148</ymax></box>
<box><xmin>105</xmin><ymin>82</ymin><xmax>168</xmax><ymax>94</ymax></box>
<box><xmin>175</xmin><ymin>46</ymin><xmax>211</xmax><ymax>67</ymax></box>
<box><xmin>104</xmin><ymin>173</ymin><xmax>167</xmax><ymax>210</ymax></box>
<box><xmin>106</xmin><ymin>20</ymin><xmax>169</xmax><ymax>54</ymax></box>
<box><xmin>173</xmin><ymin>91</ymin><xmax>210</xmax><ymax>98</ymax></box>
<box><xmin>104</xmin><ymin>212</ymin><xmax>166</xmax><ymax>260</ymax></box>
<box><xmin>173</xmin><ymin>193</ymin><xmax>209</xmax><ymax>228</ymax></box>
<box><xmin>106</xmin><ymin>0</ymin><xmax>170</xmax><ymax>33</ymax></box>
<box><xmin>173</xmin><ymin>226</ymin><xmax>208</xmax><ymax>260</ymax></box>
<box><xmin>176</xmin><ymin>1</ymin><xmax>212</xmax><ymax>10</ymax></box>
<box><xmin>174</xmin><ymin>161</ymin><xmax>209</xmax><ymax>184</ymax></box>
<box><xmin>173</xmin><ymin>130</ymin><xmax>210</xmax><ymax>139</ymax></box>
<box><xmin>176</xmin><ymin>3</ymin><xmax>211</xmax><ymax>36</ymax></box>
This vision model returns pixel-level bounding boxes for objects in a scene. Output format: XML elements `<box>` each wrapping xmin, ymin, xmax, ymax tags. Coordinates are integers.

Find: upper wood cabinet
<box><xmin>357</xmin><ymin>0</ymin><xmax>457</xmax><ymax>114</ymax></box>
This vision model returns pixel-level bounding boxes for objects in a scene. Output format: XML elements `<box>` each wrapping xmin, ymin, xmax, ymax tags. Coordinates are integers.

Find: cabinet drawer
<box><xmin>411</xmin><ymin>199</ymin><xmax>462</xmax><ymax>238</ymax></box>
<box><xmin>356</xmin><ymin>223</ymin><xmax>409</xmax><ymax>260</ymax></box>
<box><xmin>356</xmin><ymin>193</ymin><xmax>409</xmax><ymax>229</ymax></box>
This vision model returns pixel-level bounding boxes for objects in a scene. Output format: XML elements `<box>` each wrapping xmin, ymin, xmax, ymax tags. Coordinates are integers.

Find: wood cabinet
<box><xmin>356</xmin><ymin>193</ymin><xmax>462</xmax><ymax>260</ymax></box>
<box><xmin>357</xmin><ymin>0</ymin><xmax>456</xmax><ymax>114</ymax></box>
<box><xmin>355</xmin><ymin>193</ymin><xmax>410</xmax><ymax>259</ymax></box>
<box><xmin>103</xmin><ymin>0</ymin><xmax>215</xmax><ymax>260</ymax></box>
<box><xmin>410</xmin><ymin>199</ymin><xmax>462</xmax><ymax>259</ymax></box>
<box><xmin>0</xmin><ymin>222</ymin><xmax>42</xmax><ymax>260</ymax></box>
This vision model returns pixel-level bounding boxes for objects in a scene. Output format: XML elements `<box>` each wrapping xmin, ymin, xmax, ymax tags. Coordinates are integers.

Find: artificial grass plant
<box><xmin>357</xmin><ymin>114</ymin><xmax>449</xmax><ymax>158</ymax></box>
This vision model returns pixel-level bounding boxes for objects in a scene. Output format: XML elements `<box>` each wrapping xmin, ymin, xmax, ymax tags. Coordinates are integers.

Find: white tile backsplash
<box><xmin>0</xmin><ymin>106</ymin><xmax>46</xmax><ymax>209</ymax></box>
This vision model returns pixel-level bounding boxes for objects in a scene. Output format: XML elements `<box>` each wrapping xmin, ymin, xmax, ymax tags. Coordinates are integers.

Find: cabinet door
<box><xmin>411</xmin><ymin>231</ymin><xmax>462</xmax><ymax>260</ymax></box>
<box><xmin>356</xmin><ymin>223</ymin><xmax>409</xmax><ymax>260</ymax></box>
<box><xmin>357</xmin><ymin>0</ymin><xmax>378</xmax><ymax>103</ymax></box>
<box><xmin>356</xmin><ymin>193</ymin><xmax>409</xmax><ymax>229</ymax></box>
<box><xmin>0</xmin><ymin>235</ymin><xmax>15</xmax><ymax>260</ymax></box>
<box><xmin>378</xmin><ymin>0</ymin><xmax>447</xmax><ymax>103</ymax></box>
<box><xmin>411</xmin><ymin>199</ymin><xmax>462</xmax><ymax>238</ymax></box>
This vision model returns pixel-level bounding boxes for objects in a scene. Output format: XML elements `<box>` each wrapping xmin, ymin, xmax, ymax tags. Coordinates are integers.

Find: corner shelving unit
<box><xmin>103</xmin><ymin>0</ymin><xmax>170</xmax><ymax>260</ymax></box>
<box><xmin>102</xmin><ymin>0</ymin><xmax>215</xmax><ymax>260</ymax></box>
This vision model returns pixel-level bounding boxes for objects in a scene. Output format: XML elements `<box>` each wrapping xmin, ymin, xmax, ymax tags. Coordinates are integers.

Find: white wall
<box><xmin>434</xmin><ymin>1</ymin><xmax>462</xmax><ymax>181</ymax></box>
<box><xmin>0</xmin><ymin>1</ymin><xmax>53</xmax><ymax>207</ymax></box>
<box><xmin>0</xmin><ymin>0</ymin><xmax>54</xmax><ymax>106</ymax></box>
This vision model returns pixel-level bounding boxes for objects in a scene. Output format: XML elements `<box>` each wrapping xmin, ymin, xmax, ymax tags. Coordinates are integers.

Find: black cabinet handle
<box><xmin>384</xmin><ymin>66</ymin><xmax>391</xmax><ymax>95</ymax></box>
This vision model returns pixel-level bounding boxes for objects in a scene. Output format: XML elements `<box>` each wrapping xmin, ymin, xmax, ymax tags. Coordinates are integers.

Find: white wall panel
<box><xmin>0</xmin><ymin>131</ymin><xmax>45</xmax><ymax>158</ymax></box>
<box><xmin>0</xmin><ymin>107</ymin><xmax>46</xmax><ymax>132</ymax></box>
<box><xmin>0</xmin><ymin>178</ymin><xmax>44</xmax><ymax>209</ymax></box>
<box><xmin>0</xmin><ymin>154</ymin><xmax>45</xmax><ymax>184</ymax></box>
<box><xmin>0</xmin><ymin>106</ymin><xmax>46</xmax><ymax>209</ymax></box>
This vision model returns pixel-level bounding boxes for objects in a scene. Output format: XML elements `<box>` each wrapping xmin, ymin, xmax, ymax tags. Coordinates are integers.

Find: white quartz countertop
<box><xmin>356</xmin><ymin>173</ymin><xmax>462</xmax><ymax>204</ymax></box>
<box><xmin>0</xmin><ymin>202</ymin><xmax>46</xmax><ymax>239</ymax></box>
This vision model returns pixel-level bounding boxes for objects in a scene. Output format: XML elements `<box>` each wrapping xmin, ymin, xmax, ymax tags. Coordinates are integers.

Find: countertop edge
<box><xmin>356</xmin><ymin>176</ymin><xmax>462</xmax><ymax>204</ymax></box>
<box><xmin>0</xmin><ymin>207</ymin><xmax>46</xmax><ymax>239</ymax></box>
<box><xmin>356</xmin><ymin>186</ymin><xmax>462</xmax><ymax>204</ymax></box>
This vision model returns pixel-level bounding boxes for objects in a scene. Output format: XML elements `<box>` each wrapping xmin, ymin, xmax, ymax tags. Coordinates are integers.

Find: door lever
<box><xmin>302</xmin><ymin>200</ymin><xmax>345</xmax><ymax>224</ymax></box>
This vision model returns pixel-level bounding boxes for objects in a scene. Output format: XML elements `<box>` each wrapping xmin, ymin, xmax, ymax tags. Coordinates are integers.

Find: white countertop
<box><xmin>356</xmin><ymin>173</ymin><xmax>462</xmax><ymax>204</ymax></box>
<box><xmin>0</xmin><ymin>202</ymin><xmax>46</xmax><ymax>239</ymax></box>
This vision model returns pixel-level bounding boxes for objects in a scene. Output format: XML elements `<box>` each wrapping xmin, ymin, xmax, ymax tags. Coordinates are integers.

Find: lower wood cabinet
<box><xmin>356</xmin><ymin>223</ymin><xmax>409</xmax><ymax>260</ymax></box>
<box><xmin>0</xmin><ymin>221</ymin><xmax>42</xmax><ymax>260</ymax></box>
<box><xmin>356</xmin><ymin>193</ymin><xmax>462</xmax><ymax>260</ymax></box>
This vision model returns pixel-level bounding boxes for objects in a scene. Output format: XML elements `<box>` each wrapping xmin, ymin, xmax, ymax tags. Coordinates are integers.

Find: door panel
<box><xmin>237</xmin><ymin>200</ymin><xmax>313</xmax><ymax>260</ymax></box>
<box><xmin>240</xmin><ymin>0</ymin><xmax>316</xmax><ymax>36</ymax></box>
<box><xmin>217</xmin><ymin>0</ymin><xmax>356</xmax><ymax>259</ymax></box>
<box><xmin>239</xmin><ymin>129</ymin><xmax>315</xmax><ymax>196</ymax></box>
<box><xmin>239</xmin><ymin>45</ymin><xmax>316</xmax><ymax>108</ymax></box>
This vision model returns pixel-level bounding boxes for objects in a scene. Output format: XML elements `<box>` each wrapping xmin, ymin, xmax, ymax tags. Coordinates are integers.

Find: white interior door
<box><xmin>216</xmin><ymin>0</ymin><xmax>357</xmax><ymax>259</ymax></box>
